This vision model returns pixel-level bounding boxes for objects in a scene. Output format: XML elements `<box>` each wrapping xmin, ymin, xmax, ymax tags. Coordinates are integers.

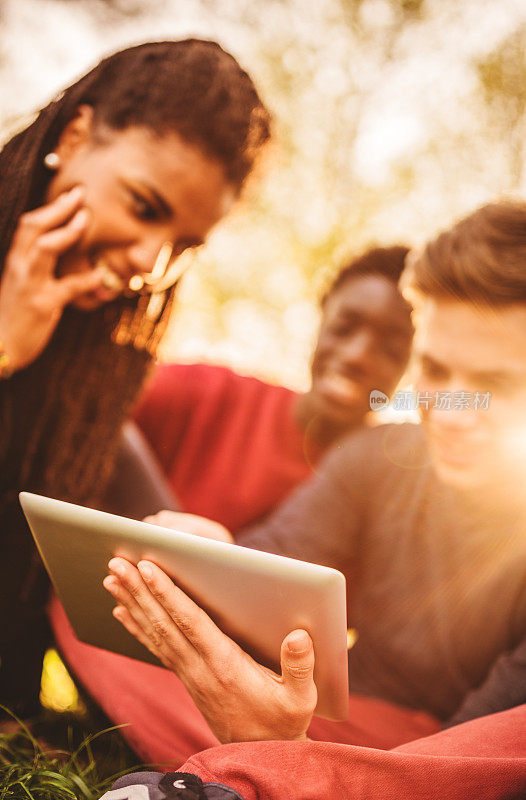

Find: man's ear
<box><xmin>54</xmin><ymin>104</ymin><xmax>95</xmax><ymax>163</ymax></box>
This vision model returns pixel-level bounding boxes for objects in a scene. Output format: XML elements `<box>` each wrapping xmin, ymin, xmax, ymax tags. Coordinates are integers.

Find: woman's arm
<box><xmin>101</xmin><ymin>422</ymin><xmax>181</xmax><ymax>519</ymax></box>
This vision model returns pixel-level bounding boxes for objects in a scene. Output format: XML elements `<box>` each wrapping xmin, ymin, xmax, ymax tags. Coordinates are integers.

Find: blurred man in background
<box><xmin>132</xmin><ymin>246</ymin><xmax>414</xmax><ymax>531</ymax></box>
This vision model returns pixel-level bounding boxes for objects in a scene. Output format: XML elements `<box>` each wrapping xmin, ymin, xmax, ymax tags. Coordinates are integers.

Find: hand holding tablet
<box><xmin>104</xmin><ymin>557</ymin><xmax>318</xmax><ymax>743</ymax></box>
<box><xmin>19</xmin><ymin>492</ymin><xmax>349</xmax><ymax>723</ymax></box>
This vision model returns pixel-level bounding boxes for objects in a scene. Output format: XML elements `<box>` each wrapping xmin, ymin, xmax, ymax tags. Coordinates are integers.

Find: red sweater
<box><xmin>133</xmin><ymin>363</ymin><xmax>317</xmax><ymax>531</ymax></box>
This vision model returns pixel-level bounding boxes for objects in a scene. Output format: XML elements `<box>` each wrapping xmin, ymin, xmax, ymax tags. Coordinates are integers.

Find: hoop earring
<box><xmin>43</xmin><ymin>152</ymin><xmax>60</xmax><ymax>170</ymax></box>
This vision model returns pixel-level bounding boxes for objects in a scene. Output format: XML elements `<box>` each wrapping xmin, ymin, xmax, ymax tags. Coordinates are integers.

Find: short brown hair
<box><xmin>406</xmin><ymin>201</ymin><xmax>526</xmax><ymax>305</ymax></box>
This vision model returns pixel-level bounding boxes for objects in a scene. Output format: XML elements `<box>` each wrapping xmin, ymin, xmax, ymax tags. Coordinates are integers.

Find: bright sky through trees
<box><xmin>2</xmin><ymin>0</ymin><xmax>525</xmax><ymax>387</ymax></box>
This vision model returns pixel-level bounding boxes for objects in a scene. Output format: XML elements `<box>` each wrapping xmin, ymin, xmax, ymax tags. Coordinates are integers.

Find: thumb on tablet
<box><xmin>281</xmin><ymin>629</ymin><xmax>317</xmax><ymax>703</ymax></box>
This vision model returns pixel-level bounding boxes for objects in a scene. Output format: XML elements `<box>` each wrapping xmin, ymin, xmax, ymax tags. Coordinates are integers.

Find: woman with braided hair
<box><xmin>0</xmin><ymin>39</ymin><xmax>270</xmax><ymax>716</ymax></box>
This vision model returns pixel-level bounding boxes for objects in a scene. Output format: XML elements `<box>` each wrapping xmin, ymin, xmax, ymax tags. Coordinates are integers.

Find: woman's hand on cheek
<box><xmin>0</xmin><ymin>186</ymin><xmax>104</xmax><ymax>373</ymax></box>
<box><xmin>103</xmin><ymin>557</ymin><xmax>317</xmax><ymax>744</ymax></box>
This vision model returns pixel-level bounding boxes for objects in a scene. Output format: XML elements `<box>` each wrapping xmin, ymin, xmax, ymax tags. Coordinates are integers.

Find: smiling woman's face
<box><xmin>45</xmin><ymin>108</ymin><xmax>234</xmax><ymax>310</ymax></box>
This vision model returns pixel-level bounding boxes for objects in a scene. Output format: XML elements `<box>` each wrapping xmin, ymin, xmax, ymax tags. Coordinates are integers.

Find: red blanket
<box><xmin>180</xmin><ymin>704</ymin><xmax>526</xmax><ymax>800</ymax></box>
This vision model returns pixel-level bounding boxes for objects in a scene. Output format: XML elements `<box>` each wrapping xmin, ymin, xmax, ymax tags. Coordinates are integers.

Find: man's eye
<box><xmin>328</xmin><ymin>319</ymin><xmax>357</xmax><ymax>336</ymax></box>
<box><xmin>479</xmin><ymin>376</ymin><xmax>509</xmax><ymax>394</ymax></box>
<box><xmin>131</xmin><ymin>192</ymin><xmax>158</xmax><ymax>221</ymax></box>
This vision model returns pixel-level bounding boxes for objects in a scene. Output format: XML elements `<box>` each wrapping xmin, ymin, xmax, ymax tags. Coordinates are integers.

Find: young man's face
<box><xmin>414</xmin><ymin>298</ymin><xmax>526</xmax><ymax>493</ymax></box>
<box><xmin>308</xmin><ymin>274</ymin><xmax>413</xmax><ymax>428</ymax></box>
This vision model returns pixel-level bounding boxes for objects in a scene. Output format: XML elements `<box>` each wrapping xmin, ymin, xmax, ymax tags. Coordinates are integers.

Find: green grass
<box><xmin>0</xmin><ymin>710</ymin><xmax>138</xmax><ymax>800</ymax></box>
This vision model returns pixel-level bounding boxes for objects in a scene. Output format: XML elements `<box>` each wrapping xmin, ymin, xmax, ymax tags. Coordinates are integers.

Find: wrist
<box><xmin>0</xmin><ymin>323</ymin><xmax>26</xmax><ymax>375</ymax></box>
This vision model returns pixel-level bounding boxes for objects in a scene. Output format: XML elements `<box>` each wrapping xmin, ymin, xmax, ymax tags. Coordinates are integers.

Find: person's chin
<box><xmin>433</xmin><ymin>460</ymin><xmax>482</xmax><ymax>490</ymax></box>
<box><xmin>429</xmin><ymin>444</ymin><xmax>485</xmax><ymax>490</ymax></box>
<box><xmin>313</xmin><ymin>391</ymin><xmax>366</xmax><ymax>427</ymax></box>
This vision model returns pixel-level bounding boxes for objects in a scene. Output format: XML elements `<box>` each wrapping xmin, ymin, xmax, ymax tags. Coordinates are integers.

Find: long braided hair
<box><xmin>0</xmin><ymin>40</ymin><xmax>271</xmax><ymax>512</ymax></box>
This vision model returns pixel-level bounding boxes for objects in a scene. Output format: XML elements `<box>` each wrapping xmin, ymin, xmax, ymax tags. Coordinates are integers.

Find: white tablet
<box><xmin>20</xmin><ymin>491</ymin><xmax>349</xmax><ymax>721</ymax></box>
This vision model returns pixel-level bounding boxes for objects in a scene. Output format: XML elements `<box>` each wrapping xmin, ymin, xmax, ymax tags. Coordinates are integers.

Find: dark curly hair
<box><xmin>0</xmin><ymin>38</ymin><xmax>270</xmax><ymax>716</ymax></box>
<box><xmin>0</xmin><ymin>39</ymin><xmax>270</xmax><ymax>510</ymax></box>
<box><xmin>323</xmin><ymin>246</ymin><xmax>410</xmax><ymax>305</ymax></box>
